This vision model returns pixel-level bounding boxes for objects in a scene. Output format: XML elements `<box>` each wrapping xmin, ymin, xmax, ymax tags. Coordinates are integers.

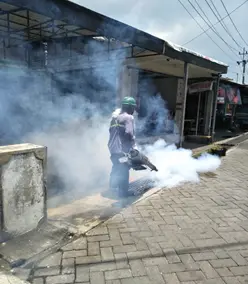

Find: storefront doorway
<box><xmin>185</xmin><ymin>80</ymin><xmax>214</xmax><ymax>136</ymax></box>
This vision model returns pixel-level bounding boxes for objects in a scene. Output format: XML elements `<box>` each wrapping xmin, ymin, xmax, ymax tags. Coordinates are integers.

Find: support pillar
<box><xmin>211</xmin><ymin>74</ymin><xmax>221</xmax><ymax>142</ymax></box>
<box><xmin>195</xmin><ymin>92</ymin><xmax>201</xmax><ymax>135</ymax></box>
<box><xmin>203</xmin><ymin>91</ymin><xmax>214</xmax><ymax>136</ymax></box>
<box><xmin>175</xmin><ymin>62</ymin><xmax>189</xmax><ymax>148</ymax></box>
<box><xmin>27</xmin><ymin>10</ymin><xmax>31</xmax><ymax>67</ymax></box>
<box><xmin>117</xmin><ymin>65</ymin><xmax>139</xmax><ymax>106</ymax></box>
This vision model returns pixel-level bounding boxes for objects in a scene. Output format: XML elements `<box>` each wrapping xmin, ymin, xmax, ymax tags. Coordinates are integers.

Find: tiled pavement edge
<box><xmin>28</xmin><ymin>140</ymin><xmax>248</xmax><ymax>284</ymax></box>
<box><xmin>0</xmin><ymin>272</ymin><xmax>30</xmax><ymax>284</ymax></box>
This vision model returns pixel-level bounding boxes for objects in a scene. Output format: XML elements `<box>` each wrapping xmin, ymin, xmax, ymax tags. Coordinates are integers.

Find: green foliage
<box><xmin>193</xmin><ymin>144</ymin><xmax>225</xmax><ymax>159</ymax></box>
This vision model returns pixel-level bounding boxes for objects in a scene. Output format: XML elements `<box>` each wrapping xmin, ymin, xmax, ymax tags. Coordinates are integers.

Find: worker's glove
<box><xmin>119</xmin><ymin>152</ymin><xmax>129</xmax><ymax>164</ymax></box>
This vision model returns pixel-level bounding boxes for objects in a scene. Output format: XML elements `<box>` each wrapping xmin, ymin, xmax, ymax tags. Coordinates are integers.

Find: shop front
<box><xmin>185</xmin><ymin>80</ymin><xmax>214</xmax><ymax>136</ymax></box>
<box><xmin>216</xmin><ymin>82</ymin><xmax>242</xmax><ymax>130</ymax></box>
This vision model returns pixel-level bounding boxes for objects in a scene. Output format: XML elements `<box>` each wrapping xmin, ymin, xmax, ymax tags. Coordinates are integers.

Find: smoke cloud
<box><xmin>136</xmin><ymin>93</ymin><xmax>169</xmax><ymax>137</ymax></box>
<box><xmin>0</xmin><ymin>17</ymin><xmax>222</xmax><ymax>210</ymax></box>
<box><xmin>141</xmin><ymin>139</ymin><xmax>221</xmax><ymax>188</ymax></box>
<box><xmin>0</xmin><ymin>38</ymin><xmax>120</xmax><ymax>205</ymax></box>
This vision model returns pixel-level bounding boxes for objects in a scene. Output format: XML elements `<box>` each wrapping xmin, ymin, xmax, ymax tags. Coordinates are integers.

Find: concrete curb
<box><xmin>0</xmin><ymin>272</ymin><xmax>30</xmax><ymax>284</ymax></box>
<box><xmin>191</xmin><ymin>131</ymin><xmax>248</xmax><ymax>155</ymax></box>
<box><xmin>0</xmin><ymin>221</ymin><xmax>73</xmax><ymax>269</ymax></box>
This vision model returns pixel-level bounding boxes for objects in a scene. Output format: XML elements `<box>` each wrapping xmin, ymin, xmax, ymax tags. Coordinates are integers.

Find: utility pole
<box><xmin>237</xmin><ymin>47</ymin><xmax>248</xmax><ymax>84</ymax></box>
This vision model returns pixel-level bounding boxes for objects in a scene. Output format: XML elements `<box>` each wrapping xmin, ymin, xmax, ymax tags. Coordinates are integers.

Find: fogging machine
<box><xmin>119</xmin><ymin>149</ymin><xmax>158</xmax><ymax>172</ymax></box>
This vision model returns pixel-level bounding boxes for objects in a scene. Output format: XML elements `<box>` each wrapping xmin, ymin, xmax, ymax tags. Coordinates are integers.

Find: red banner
<box><xmin>188</xmin><ymin>81</ymin><xmax>213</xmax><ymax>94</ymax></box>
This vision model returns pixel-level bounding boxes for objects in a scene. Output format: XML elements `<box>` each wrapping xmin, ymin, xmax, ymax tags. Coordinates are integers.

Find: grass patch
<box><xmin>193</xmin><ymin>144</ymin><xmax>228</xmax><ymax>159</ymax></box>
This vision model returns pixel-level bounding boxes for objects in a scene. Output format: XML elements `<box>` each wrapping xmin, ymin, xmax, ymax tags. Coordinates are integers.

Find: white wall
<box><xmin>117</xmin><ymin>66</ymin><xmax>139</xmax><ymax>104</ymax></box>
<box><xmin>0</xmin><ymin>144</ymin><xmax>46</xmax><ymax>237</ymax></box>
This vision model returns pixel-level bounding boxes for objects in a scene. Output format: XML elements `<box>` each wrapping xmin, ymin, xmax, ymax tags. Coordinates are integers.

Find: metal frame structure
<box><xmin>0</xmin><ymin>0</ymin><xmax>228</xmax><ymax>74</ymax></box>
<box><xmin>0</xmin><ymin>0</ymin><xmax>230</xmax><ymax>142</ymax></box>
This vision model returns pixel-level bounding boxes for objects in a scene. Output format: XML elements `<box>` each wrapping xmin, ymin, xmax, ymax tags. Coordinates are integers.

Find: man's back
<box><xmin>108</xmin><ymin>96</ymin><xmax>137</xmax><ymax>197</ymax></box>
<box><xmin>108</xmin><ymin>109</ymin><xmax>135</xmax><ymax>154</ymax></box>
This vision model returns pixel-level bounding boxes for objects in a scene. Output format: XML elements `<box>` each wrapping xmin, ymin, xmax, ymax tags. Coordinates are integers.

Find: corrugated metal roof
<box><xmin>1</xmin><ymin>0</ymin><xmax>228</xmax><ymax>74</ymax></box>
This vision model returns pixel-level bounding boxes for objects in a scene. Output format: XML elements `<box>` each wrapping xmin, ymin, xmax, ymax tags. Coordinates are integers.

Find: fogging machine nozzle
<box><xmin>123</xmin><ymin>149</ymin><xmax>158</xmax><ymax>172</ymax></box>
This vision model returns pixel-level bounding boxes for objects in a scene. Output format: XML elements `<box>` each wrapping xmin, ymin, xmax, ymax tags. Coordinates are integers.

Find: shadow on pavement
<box><xmin>47</xmin><ymin>177</ymin><xmax>155</xmax><ymax>234</ymax></box>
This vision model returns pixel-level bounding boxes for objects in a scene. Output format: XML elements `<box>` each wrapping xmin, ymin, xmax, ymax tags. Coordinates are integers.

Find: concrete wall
<box><xmin>203</xmin><ymin>90</ymin><xmax>214</xmax><ymax>135</ymax></box>
<box><xmin>0</xmin><ymin>144</ymin><xmax>47</xmax><ymax>237</ymax></box>
<box><xmin>174</xmin><ymin>78</ymin><xmax>185</xmax><ymax>141</ymax></box>
<box><xmin>152</xmin><ymin>77</ymin><xmax>179</xmax><ymax>110</ymax></box>
<box><xmin>118</xmin><ymin>66</ymin><xmax>139</xmax><ymax>104</ymax></box>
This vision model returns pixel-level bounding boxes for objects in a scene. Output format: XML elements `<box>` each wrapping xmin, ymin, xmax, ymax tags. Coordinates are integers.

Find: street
<box><xmin>30</xmin><ymin>140</ymin><xmax>248</xmax><ymax>284</ymax></box>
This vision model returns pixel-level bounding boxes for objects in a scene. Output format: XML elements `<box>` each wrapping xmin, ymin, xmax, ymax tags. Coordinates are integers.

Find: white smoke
<box><xmin>0</xmin><ymin>43</ymin><xmax>117</xmax><ymax>206</ymax></box>
<box><xmin>0</xmin><ymin>12</ymin><xmax>222</xmax><ymax>209</ymax></box>
<box><xmin>141</xmin><ymin>139</ymin><xmax>221</xmax><ymax>188</ymax></box>
<box><xmin>28</xmin><ymin>118</ymin><xmax>111</xmax><ymax>203</ymax></box>
<box><xmin>0</xmin><ymin>63</ymin><xmax>221</xmax><ymax>206</ymax></box>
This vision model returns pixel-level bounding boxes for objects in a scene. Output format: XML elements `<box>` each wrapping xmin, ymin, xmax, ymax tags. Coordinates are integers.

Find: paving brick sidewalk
<box><xmin>30</xmin><ymin>141</ymin><xmax>248</xmax><ymax>284</ymax></box>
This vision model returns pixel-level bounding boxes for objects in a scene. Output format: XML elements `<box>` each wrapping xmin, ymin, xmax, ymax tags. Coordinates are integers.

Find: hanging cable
<box><xmin>186</xmin><ymin>0</ymin><xmax>238</xmax><ymax>56</ymax></box>
<box><xmin>204</xmin><ymin>0</ymin><xmax>242</xmax><ymax>50</ymax></box>
<box><xmin>220</xmin><ymin>0</ymin><xmax>248</xmax><ymax>48</ymax></box>
<box><xmin>193</xmin><ymin>0</ymin><xmax>224</xmax><ymax>41</ymax></box>
<box><xmin>209</xmin><ymin>0</ymin><xmax>231</xmax><ymax>34</ymax></box>
<box><xmin>184</xmin><ymin>0</ymin><xmax>248</xmax><ymax>46</ymax></box>
<box><xmin>177</xmin><ymin>0</ymin><xmax>237</xmax><ymax>61</ymax></box>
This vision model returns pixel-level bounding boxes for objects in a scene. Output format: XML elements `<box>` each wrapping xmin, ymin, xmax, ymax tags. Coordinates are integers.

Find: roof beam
<box><xmin>30</xmin><ymin>34</ymin><xmax>99</xmax><ymax>46</ymax></box>
<box><xmin>1</xmin><ymin>0</ymin><xmax>228</xmax><ymax>74</ymax></box>
<box><xmin>162</xmin><ymin>44</ymin><xmax>228</xmax><ymax>74</ymax></box>
<box><xmin>8</xmin><ymin>19</ymin><xmax>53</xmax><ymax>35</ymax></box>
<box><xmin>1</xmin><ymin>0</ymin><xmax>164</xmax><ymax>53</ymax></box>
<box><xmin>0</xmin><ymin>7</ymin><xmax>24</xmax><ymax>15</ymax></box>
<box><xmin>0</xmin><ymin>18</ymin><xmax>52</xmax><ymax>38</ymax></box>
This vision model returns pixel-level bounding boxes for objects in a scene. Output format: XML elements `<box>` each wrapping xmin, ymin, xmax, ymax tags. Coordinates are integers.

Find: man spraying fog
<box><xmin>108</xmin><ymin>96</ymin><xmax>137</xmax><ymax>197</ymax></box>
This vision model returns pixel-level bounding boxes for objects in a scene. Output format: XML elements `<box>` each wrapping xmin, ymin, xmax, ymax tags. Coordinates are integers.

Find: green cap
<box><xmin>121</xmin><ymin>96</ymin><xmax>136</xmax><ymax>107</ymax></box>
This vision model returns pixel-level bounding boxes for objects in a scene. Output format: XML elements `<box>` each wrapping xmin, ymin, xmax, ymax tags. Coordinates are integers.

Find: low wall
<box><xmin>0</xmin><ymin>143</ymin><xmax>47</xmax><ymax>239</ymax></box>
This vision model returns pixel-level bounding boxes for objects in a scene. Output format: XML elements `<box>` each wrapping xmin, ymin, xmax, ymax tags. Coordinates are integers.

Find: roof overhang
<box><xmin>1</xmin><ymin>0</ymin><xmax>163</xmax><ymax>52</ymax></box>
<box><xmin>1</xmin><ymin>0</ymin><xmax>228</xmax><ymax>76</ymax></box>
<box><xmin>125</xmin><ymin>54</ymin><xmax>226</xmax><ymax>79</ymax></box>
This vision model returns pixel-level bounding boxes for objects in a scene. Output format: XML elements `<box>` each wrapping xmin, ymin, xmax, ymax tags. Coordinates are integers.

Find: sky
<box><xmin>71</xmin><ymin>0</ymin><xmax>248</xmax><ymax>84</ymax></box>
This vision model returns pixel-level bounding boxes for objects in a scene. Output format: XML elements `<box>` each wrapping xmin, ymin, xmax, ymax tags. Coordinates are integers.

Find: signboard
<box><xmin>188</xmin><ymin>81</ymin><xmax>213</xmax><ymax>94</ymax></box>
<box><xmin>217</xmin><ymin>85</ymin><xmax>225</xmax><ymax>104</ymax></box>
<box><xmin>217</xmin><ymin>84</ymin><xmax>242</xmax><ymax>105</ymax></box>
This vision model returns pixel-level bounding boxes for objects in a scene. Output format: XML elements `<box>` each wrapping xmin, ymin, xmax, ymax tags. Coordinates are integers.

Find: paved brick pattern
<box><xmin>30</xmin><ymin>142</ymin><xmax>248</xmax><ymax>283</ymax></box>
